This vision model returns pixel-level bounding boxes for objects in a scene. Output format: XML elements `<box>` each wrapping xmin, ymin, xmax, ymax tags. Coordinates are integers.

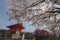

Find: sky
<box><xmin>0</xmin><ymin>0</ymin><xmax>60</xmax><ymax>32</ymax></box>
<box><xmin>0</xmin><ymin>0</ymin><xmax>36</xmax><ymax>32</ymax></box>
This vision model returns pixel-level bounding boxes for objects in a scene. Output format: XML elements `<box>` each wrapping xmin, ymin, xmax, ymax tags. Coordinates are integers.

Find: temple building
<box><xmin>7</xmin><ymin>23</ymin><xmax>25</xmax><ymax>38</ymax></box>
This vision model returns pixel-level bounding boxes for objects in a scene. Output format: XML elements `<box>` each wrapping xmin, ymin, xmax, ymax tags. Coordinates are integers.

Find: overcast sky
<box><xmin>0</xmin><ymin>0</ymin><xmax>36</xmax><ymax>32</ymax></box>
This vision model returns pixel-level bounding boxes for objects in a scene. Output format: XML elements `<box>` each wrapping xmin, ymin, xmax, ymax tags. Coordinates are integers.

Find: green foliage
<box><xmin>20</xmin><ymin>32</ymin><xmax>60</xmax><ymax>40</ymax></box>
<box><xmin>35</xmin><ymin>35</ymin><xmax>60</xmax><ymax>40</ymax></box>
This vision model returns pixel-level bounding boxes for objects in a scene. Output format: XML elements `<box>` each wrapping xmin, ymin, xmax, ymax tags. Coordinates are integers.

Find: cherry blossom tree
<box><xmin>7</xmin><ymin>0</ymin><xmax>60</xmax><ymax>35</ymax></box>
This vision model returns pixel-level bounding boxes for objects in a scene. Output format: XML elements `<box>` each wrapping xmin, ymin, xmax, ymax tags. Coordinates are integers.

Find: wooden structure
<box><xmin>7</xmin><ymin>23</ymin><xmax>24</xmax><ymax>32</ymax></box>
<box><xmin>7</xmin><ymin>23</ymin><xmax>25</xmax><ymax>38</ymax></box>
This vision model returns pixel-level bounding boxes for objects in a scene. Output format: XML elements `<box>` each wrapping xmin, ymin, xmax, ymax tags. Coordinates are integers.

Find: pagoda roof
<box><xmin>7</xmin><ymin>23</ymin><xmax>25</xmax><ymax>31</ymax></box>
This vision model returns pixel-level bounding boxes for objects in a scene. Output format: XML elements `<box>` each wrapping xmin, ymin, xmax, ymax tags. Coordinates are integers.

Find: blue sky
<box><xmin>0</xmin><ymin>0</ymin><xmax>36</xmax><ymax>32</ymax></box>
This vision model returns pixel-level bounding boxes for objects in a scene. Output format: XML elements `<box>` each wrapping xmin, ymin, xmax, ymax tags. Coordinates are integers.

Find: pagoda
<box><xmin>7</xmin><ymin>23</ymin><xmax>25</xmax><ymax>38</ymax></box>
